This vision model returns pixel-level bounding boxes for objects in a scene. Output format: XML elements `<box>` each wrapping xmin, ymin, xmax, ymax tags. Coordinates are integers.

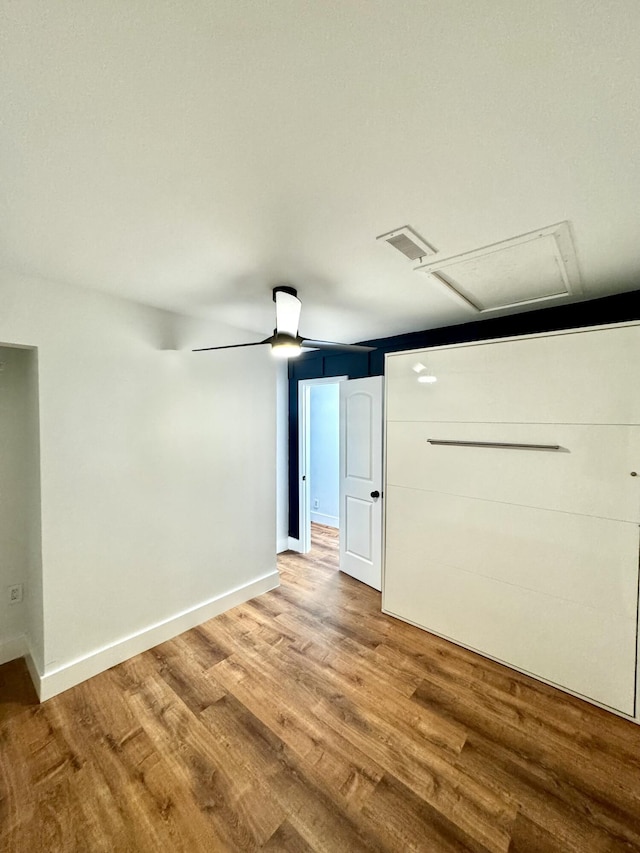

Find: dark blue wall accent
<box><xmin>288</xmin><ymin>288</ymin><xmax>640</xmax><ymax>539</ymax></box>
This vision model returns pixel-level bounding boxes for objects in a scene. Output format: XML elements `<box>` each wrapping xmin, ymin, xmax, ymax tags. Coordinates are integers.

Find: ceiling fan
<box><xmin>193</xmin><ymin>286</ymin><xmax>375</xmax><ymax>359</ymax></box>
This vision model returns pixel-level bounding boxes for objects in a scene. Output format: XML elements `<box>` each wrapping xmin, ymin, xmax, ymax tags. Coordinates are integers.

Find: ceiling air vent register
<box><xmin>377</xmin><ymin>226</ymin><xmax>437</xmax><ymax>262</ymax></box>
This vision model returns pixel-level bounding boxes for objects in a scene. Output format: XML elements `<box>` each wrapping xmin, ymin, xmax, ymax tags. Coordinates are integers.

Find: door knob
<box><xmin>370</xmin><ymin>490</ymin><xmax>380</xmax><ymax>499</ymax></box>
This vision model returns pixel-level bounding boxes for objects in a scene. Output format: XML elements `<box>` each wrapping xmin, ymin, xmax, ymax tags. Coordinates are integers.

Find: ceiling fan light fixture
<box><xmin>271</xmin><ymin>332</ymin><xmax>302</xmax><ymax>359</ymax></box>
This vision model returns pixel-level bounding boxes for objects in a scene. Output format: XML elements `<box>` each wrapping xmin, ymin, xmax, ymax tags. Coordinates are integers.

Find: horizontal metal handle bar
<box><xmin>427</xmin><ymin>439</ymin><xmax>561</xmax><ymax>451</ymax></box>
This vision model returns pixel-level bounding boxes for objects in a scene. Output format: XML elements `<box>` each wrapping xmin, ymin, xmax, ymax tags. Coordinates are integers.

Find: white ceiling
<box><xmin>2</xmin><ymin>1</ymin><xmax>640</xmax><ymax>343</ymax></box>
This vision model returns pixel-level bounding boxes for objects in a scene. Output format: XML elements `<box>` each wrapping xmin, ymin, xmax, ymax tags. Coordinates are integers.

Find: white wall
<box><xmin>310</xmin><ymin>383</ymin><xmax>339</xmax><ymax>528</ymax></box>
<box><xmin>276</xmin><ymin>362</ymin><xmax>289</xmax><ymax>552</ymax></box>
<box><xmin>0</xmin><ymin>270</ymin><xmax>278</xmax><ymax>697</ymax></box>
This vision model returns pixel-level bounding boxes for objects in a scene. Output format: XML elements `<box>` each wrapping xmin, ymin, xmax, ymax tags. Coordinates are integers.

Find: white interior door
<box><xmin>339</xmin><ymin>376</ymin><xmax>384</xmax><ymax>590</ymax></box>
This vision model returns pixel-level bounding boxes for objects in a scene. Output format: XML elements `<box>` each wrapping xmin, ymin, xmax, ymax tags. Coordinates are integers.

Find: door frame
<box><xmin>297</xmin><ymin>376</ymin><xmax>348</xmax><ymax>554</ymax></box>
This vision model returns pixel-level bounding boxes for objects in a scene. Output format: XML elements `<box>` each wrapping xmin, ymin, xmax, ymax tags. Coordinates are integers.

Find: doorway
<box><xmin>0</xmin><ymin>345</ymin><xmax>43</xmax><ymax>669</ymax></box>
<box><xmin>297</xmin><ymin>376</ymin><xmax>346</xmax><ymax>555</ymax></box>
<box><xmin>297</xmin><ymin>374</ymin><xmax>384</xmax><ymax>591</ymax></box>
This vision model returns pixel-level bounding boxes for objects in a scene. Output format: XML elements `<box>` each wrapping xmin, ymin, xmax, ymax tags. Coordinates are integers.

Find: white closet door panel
<box><xmin>386</xmin><ymin>324</ymin><xmax>640</xmax><ymax>424</ymax></box>
<box><xmin>385</xmin><ymin>486</ymin><xmax>639</xmax><ymax>619</ymax></box>
<box><xmin>386</xmin><ymin>422</ymin><xmax>640</xmax><ymax>522</ymax></box>
<box><xmin>383</xmin><ymin>547</ymin><xmax>637</xmax><ymax>715</ymax></box>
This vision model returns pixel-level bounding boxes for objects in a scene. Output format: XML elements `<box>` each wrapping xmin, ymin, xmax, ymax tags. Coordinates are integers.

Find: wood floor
<box><xmin>2</xmin><ymin>523</ymin><xmax>640</xmax><ymax>852</ymax></box>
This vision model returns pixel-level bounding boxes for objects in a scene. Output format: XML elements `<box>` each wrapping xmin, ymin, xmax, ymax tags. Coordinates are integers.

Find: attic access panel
<box><xmin>415</xmin><ymin>222</ymin><xmax>581</xmax><ymax>313</ymax></box>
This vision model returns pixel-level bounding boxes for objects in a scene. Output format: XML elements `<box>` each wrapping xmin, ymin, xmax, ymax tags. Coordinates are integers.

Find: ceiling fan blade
<box><xmin>274</xmin><ymin>288</ymin><xmax>302</xmax><ymax>336</ymax></box>
<box><xmin>301</xmin><ymin>339</ymin><xmax>375</xmax><ymax>353</ymax></box>
<box><xmin>192</xmin><ymin>339</ymin><xmax>271</xmax><ymax>352</ymax></box>
<box><xmin>194</xmin><ymin>288</ymin><xmax>374</xmax><ymax>357</ymax></box>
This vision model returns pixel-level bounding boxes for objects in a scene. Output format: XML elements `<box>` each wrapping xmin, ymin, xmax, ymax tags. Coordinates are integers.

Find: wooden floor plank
<box><xmin>47</xmin><ymin>673</ymin><xmax>226</xmax><ymax>852</ymax></box>
<box><xmin>2</xmin><ymin>523</ymin><xmax>640</xmax><ymax>851</ymax></box>
<box><xmin>412</xmin><ymin>673</ymin><xmax>640</xmax><ymax>841</ymax></box>
<box><xmin>207</xmin><ymin>651</ymin><xmax>386</xmax><ymax>807</ymax></box>
<box><xmin>208</xmin><ymin>639</ymin><xmax>515</xmax><ymax>851</ymax></box>
<box><xmin>360</xmin><ymin>773</ymin><xmax>494</xmax><ymax>853</ymax></box>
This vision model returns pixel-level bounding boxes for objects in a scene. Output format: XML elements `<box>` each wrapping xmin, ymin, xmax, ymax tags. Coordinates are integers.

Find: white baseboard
<box><xmin>287</xmin><ymin>536</ymin><xmax>302</xmax><ymax>552</ymax></box>
<box><xmin>32</xmin><ymin>570</ymin><xmax>280</xmax><ymax>702</ymax></box>
<box><xmin>0</xmin><ymin>634</ymin><xmax>27</xmax><ymax>666</ymax></box>
<box><xmin>277</xmin><ymin>536</ymin><xmax>289</xmax><ymax>553</ymax></box>
<box><xmin>310</xmin><ymin>512</ymin><xmax>339</xmax><ymax>528</ymax></box>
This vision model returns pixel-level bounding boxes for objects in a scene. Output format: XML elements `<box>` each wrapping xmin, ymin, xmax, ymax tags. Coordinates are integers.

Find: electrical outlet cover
<box><xmin>8</xmin><ymin>584</ymin><xmax>23</xmax><ymax>604</ymax></box>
